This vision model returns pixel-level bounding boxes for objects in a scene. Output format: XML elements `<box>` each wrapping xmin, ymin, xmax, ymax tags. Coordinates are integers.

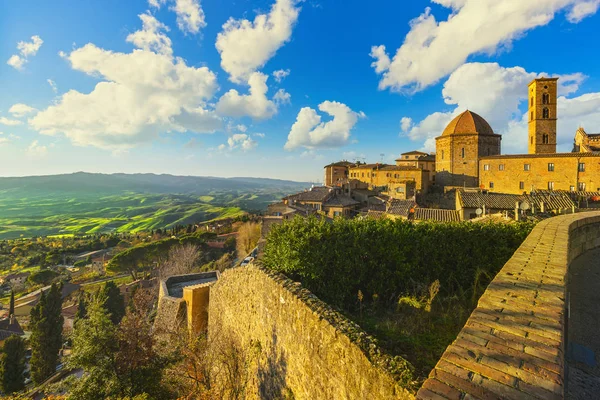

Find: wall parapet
<box><xmin>209</xmin><ymin>263</ymin><xmax>416</xmax><ymax>399</ymax></box>
<box><xmin>417</xmin><ymin>211</ymin><xmax>600</xmax><ymax>400</ymax></box>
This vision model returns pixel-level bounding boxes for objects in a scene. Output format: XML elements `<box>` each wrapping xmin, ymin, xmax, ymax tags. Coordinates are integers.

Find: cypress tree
<box><xmin>30</xmin><ymin>283</ymin><xmax>64</xmax><ymax>384</ymax></box>
<box><xmin>8</xmin><ymin>290</ymin><xmax>14</xmax><ymax>316</ymax></box>
<box><xmin>75</xmin><ymin>295</ymin><xmax>87</xmax><ymax>322</ymax></box>
<box><xmin>0</xmin><ymin>335</ymin><xmax>26</xmax><ymax>394</ymax></box>
<box><xmin>99</xmin><ymin>281</ymin><xmax>125</xmax><ymax>325</ymax></box>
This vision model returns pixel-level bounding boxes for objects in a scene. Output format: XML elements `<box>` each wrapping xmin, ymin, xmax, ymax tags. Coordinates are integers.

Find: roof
<box><xmin>441</xmin><ymin>110</ymin><xmax>496</xmax><ymax>137</ymax></box>
<box><xmin>15</xmin><ymin>282</ymin><xmax>81</xmax><ymax>307</ymax></box>
<box><xmin>400</xmin><ymin>150</ymin><xmax>428</xmax><ymax>156</ymax></box>
<box><xmin>3</xmin><ymin>272</ymin><xmax>30</xmax><ymax>281</ymax></box>
<box><xmin>285</xmin><ymin>186</ymin><xmax>333</xmax><ymax>203</ymax></box>
<box><xmin>386</xmin><ymin>199</ymin><xmax>417</xmax><ymax>217</ymax></box>
<box><xmin>349</xmin><ymin>163</ymin><xmax>390</xmax><ymax>170</ymax></box>
<box><xmin>528</xmin><ymin>77</ymin><xmax>559</xmax><ymax>86</ymax></box>
<box><xmin>323</xmin><ymin>195</ymin><xmax>361</xmax><ymax>207</ymax></box>
<box><xmin>458</xmin><ymin>190</ymin><xmax>574</xmax><ymax>211</ymax></box>
<box><xmin>324</xmin><ymin>161</ymin><xmax>355</xmax><ymax>168</ymax></box>
<box><xmin>480</xmin><ymin>152</ymin><xmax>600</xmax><ymax>159</ymax></box>
<box><xmin>414</xmin><ymin>208</ymin><xmax>462</xmax><ymax>223</ymax></box>
<box><xmin>0</xmin><ymin>317</ymin><xmax>24</xmax><ymax>340</ymax></box>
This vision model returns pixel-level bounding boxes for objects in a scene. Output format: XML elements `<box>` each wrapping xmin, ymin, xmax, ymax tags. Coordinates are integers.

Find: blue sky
<box><xmin>2</xmin><ymin>0</ymin><xmax>600</xmax><ymax>182</ymax></box>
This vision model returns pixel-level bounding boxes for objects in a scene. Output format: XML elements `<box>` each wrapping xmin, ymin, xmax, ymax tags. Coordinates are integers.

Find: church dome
<box><xmin>442</xmin><ymin>110</ymin><xmax>494</xmax><ymax>136</ymax></box>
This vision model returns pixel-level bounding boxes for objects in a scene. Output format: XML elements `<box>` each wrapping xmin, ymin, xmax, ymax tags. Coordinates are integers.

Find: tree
<box><xmin>0</xmin><ymin>335</ymin><xmax>26</xmax><ymax>394</ymax></box>
<box><xmin>75</xmin><ymin>295</ymin><xmax>88</xmax><ymax>323</ymax></box>
<box><xmin>69</xmin><ymin>297</ymin><xmax>120</xmax><ymax>400</ymax></box>
<box><xmin>8</xmin><ymin>290</ymin><xmax>14</xmax><ymax>316</ymax></box>
<box><xmin>158</xmin><ymin>244</ymin><xmax>201</xmax><ymax>279</ymax></box>
<box><xmin>30</xmin><ymin>283</ymin><xmax>64</xmax><ymax>384</ymax></box>
<box><xmin>99</xmin><ymin>281</ymin><xmax>125</xmax><ymax>325</ymax></box>
<box><xmin>236</xmin><ymin>222</ymin><xmax>261</xmax><ymax>258</ymax></box>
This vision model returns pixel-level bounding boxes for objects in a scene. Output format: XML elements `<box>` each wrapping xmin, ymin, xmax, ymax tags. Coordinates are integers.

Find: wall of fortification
<box><xmin>417</xmin><ymin>211</ymin><xmax>600</xmax><ymax>400</ymax></box>
<box><xmin>208</xmin><ymin>264</ymin><xmax>415</xmax><ymax>400</ymax></box>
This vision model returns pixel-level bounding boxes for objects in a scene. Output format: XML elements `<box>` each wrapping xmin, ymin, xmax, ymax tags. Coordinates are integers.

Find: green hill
<box><xmin>0</xmin><ymin>172</ymin><xmax>311</xmax><ymax>239</ymax></box>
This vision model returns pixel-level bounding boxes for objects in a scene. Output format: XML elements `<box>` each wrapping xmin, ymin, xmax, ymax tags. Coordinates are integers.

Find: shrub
<box><xmin>262</xmin><ymin>217</ymin><xmax>534</xmax><ymax>309</ymax></box>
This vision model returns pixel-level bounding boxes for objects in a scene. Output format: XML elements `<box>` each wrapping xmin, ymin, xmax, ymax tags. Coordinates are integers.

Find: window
<box><xmin>520</xmin><ymin>182</ymin><xmax>525</xmax><ymax>190</ymax></box>
<box><xmin>483</xmin><ymin>164</ymin><xmax>490</xmax><ymax>171</ymax></box>
<box><xmin>542</xmin><ymin>93</ymin><xmax>550</xmax><ymax>104</ymax></box>
<box><xmin>361</xmin><ymin>173</ymin><xmax>364</xmax><ymax>178</ymax></box>
<box><xmin>570</xmin><ymin>186</ymin><xmax>575</xmax><ymax>192</ymax></box>
<box><xmin>548</xmin><ymin>163</ymin><xmax>554</xmax><ymax>172</ymax></box>
<box><xmin>499</xmin><ymin>164</ymin><xmax>505</xmax><ymax>171</ymax></box>
<box><xmin>531</xmin><ymin>111</ymin><xmax>533</xmax><ymax>121</ymax></box>
<box><xmin>405</xmin><ymin>156</ymin><xmax>409</xmax><ymax>159</ymax></box>
<box><xmin>489</xmin><ymin>182</ymin><xmax>494</xmax><ymax>189</ymax></box>
<box><xmin>579</xmin><ymin>182</ymin><xmax>586</xmax><ymax>191</ymax></box>
<box><xmin>333</xmin><ymin>211</ymin><xmax>341</xmax><ymax>217</ymax></box>
<box><xmin>543</xmin><ymin>108</ymin><xmax>549</xmax><ymax>119</ymax></box>
<box><xmin>579</xmin><ymin>163</ymin><xmax>586</xmax><ymax>172</ymax></box>
<box><xmin>548</xmin><ymin>182</ymin><xmax>555</xmax><ymax>190</ymax></box>
<box><xmin>461</xmin><ymin>148</ymin><xmax>465</xmax><ymax>158</ymax></box>
<box><xmin>542</xmin><ymin>134</ymin><xmax>549</xmax><ymax>144</ymax></box>
<box><xmin>394</xmin><ymin>174</ymin><xmax>398</xmax><ymax>178</ymax></box>
<box><xmin>530</xmin><ymin>97</ymin><xmax>533</xmax><ymax>107</ymax></box>
<box><xmin>524</xmin><ymin>164</ymin><xmax>531</xmax><ymax>171</ymax></box>
<box><xmin>442</xmin><ymin>150</ymin><xmax>444</xmax><ymax>160</ymax></box>
<box><xmin>531</xmin><ymin>136</ymin><xmax>534</xmax><ymax>145</ymax></box>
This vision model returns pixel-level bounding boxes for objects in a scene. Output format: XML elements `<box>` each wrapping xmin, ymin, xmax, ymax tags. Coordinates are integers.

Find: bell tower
<box><xmin>528</xmin><ymin>78</ymin><xmax>558</xmax><ymax>154</ymax></box>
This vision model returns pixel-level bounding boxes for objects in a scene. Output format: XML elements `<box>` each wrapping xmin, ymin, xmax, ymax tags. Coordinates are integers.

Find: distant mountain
<box><xmin>0</xmin><ymin>172</ymin><xmax>312</xmax><ymax>198</ymax></box>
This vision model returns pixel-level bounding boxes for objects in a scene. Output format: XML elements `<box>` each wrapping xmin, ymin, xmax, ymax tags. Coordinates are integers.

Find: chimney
<box><xmin>9</xmin><ymin>314</ymin><xmax>15</xmax><ymax>325</ymax></box>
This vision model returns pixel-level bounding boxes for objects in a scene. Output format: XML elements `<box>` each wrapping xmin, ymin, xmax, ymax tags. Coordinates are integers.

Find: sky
<box><xmin>2</xmin><ymin>0</ymin><xmax>600</xmax><ymax>182</ymax></box>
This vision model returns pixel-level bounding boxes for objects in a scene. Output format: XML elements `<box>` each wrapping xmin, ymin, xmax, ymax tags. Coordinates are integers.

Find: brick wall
<box><xmin>416</xmin><ymin>211</ymin><xmax>600</xmax><ymax>400</ymax></box>
<box><xmin>209</xmin><ymin>264</ymin><xmax>415</xmax><ymax>400</ymax></box>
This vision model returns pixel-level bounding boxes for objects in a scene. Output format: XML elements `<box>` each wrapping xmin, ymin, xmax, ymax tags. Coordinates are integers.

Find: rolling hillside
<box><xmin>0</xmin><ymin>172</ymin><xmax>311</xmax><ymax>239</ymax></box>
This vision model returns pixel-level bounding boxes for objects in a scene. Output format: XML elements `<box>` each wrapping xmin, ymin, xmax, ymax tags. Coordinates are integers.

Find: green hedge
<box><xmin>262</xmin><ymin>217</ymin><xmax>534</xmax><ymax>309</ymax></box>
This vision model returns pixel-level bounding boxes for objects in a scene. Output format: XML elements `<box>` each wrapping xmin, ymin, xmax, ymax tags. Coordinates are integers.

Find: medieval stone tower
<box><xmin>528</xmin><ymin>77</ymin><xmax>558</xmax><ymax>154</ymax></box>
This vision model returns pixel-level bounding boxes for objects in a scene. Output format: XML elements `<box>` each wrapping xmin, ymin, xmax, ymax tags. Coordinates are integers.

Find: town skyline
<box><xmin>2</xmin><ymin>0</ymin><xmax>600</xmax><ymax>182</ymax></box>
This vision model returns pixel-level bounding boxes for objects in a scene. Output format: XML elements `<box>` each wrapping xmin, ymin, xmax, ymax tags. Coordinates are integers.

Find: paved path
<box><xmin>567</xmin><ymin>247</ymin><xmax>600</xmax><ymax>399</ymax></box>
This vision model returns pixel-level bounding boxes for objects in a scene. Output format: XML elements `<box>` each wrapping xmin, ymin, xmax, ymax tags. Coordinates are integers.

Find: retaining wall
<box><xmin>417</xmin><ymin>211</ymin><xmax>600</xmax><ymax>400</ymax></box>
<box><xmin>208</xmin><ymin>264</ymin><xmax>415</xmax><ymax>400</ymax></box>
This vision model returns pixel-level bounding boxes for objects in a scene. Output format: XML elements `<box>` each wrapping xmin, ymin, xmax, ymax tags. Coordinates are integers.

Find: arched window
<box><xmin>530</xmin><ymin>111</ymin><xmax>534</xmax><ymax>121</ymax></box>
<box><xmin>542</xmin><ymin>134</ymin><xmax>549</xmax><ymax>144</ymax></box>
<box><xmin>542</xmin><ymin>93</ymin><xmax>550</xmax><ymax>104</ymax></box>
<box><xmin>442</xmin><ymin>150</ymin><xmax>444</xmax><ymax>160</ymax></box>
<box><xmin>542</xmin><ymin>108</ymin><xmax>549</xmax><ymax>119</ymax></box>
<box><xmin>531</xmin><ymin>136</ymin><xmax>534</xmax><ymax>145</ymax></box>
<box><xmin>530</xmin><ymin>97</ymin><xmax>533</xmax><ymax>107</ymax></box>
<box><xmin>461</xmin><ymin>147</ymin><xmax>465</xmax><ymax>158</ymax></box>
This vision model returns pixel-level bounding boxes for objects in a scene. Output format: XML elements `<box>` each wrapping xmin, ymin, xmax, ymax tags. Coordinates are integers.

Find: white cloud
<box><xmin>127</xmin><ymin>13</ymin><xmax>173</xmax><ymax>56</ymax></box>
<box><xmin>0</xmin><ymin>137</ymin><xmax>10</xmax><ymax>145</ymax></box>
<box><xmin>149</xmin><ymin>0</ymin><xmax>167</xmax><ymax>7</ymax></box>
<box><xmin>27</xmin><ymin>140</ymin><xmax>47</xmax><ymax>156</ymax></box>
<box><xmin>216</xmin><ymin>0</ymin><xmax>301</xmax><ymax>82</ymax></box>
<box><xmin>273</xmin><ymin>88</ymin><xmax>291</xmax><ymax>105</ymax></box>
<box><xmin>254</xmin><ymin>132</ymin><xmax>266</xmax><ymax>138</ymax></box>
<box><xmin>284</xmin><ymin>101</ymin><xmax>365</xmax><ymax>150</ymax></box>
<box><xmin>172</xmin><ymin>0</ymin><xmax>206</xmax><ymax>34</ymax></box>
<box><xmin>223</xmin><ymin>133</ymin><xmax>257</xmax><ymax>151</ymax></box>
<box><xmin>273</xmin><ymin>68</ymin><xmax>291</xmax><ymax>82</ymax></box>
<box><xmin>216</xmin><ymin>72</ymin><xmax>278</xmax><ymax>119</ymax></box>
<box><xmin>47</xmin><ymin>79</ymin><xmax>58</xmax><ymax>93</ymax></box>
<box><xmin>9</xmin><ymin>104</ymin><xmax>37</xmax><ymax>118</ymax></box>
<box><xmin>400</xmin><ymin>117</ymin><xmax>413</xmax><ymax>133</ymax></box>
<box><xmin>9</xmin><ymin>134</ymin><xmax>20</xmax><ymax>140</ymax></box>
<box><xmin>371</xmin><ymin>1</ymin><xmax>600</xmax><ymax>93</ymax></box>
<box><xmin>29</xmin><ymin>43</ymin><xmax>221</xmax><ymax>150</ymax></box>
<box><xmin>236</xmin><ymin>124</ymin><xmax>247</xmax><ymax>132</ymax></box>
<box><xmin>0</xmin><ymin>117</ymin><xmax>23</xmax><ymax>126</ymax></box>
<box><xmin>403</xmin><ymin>62</ymin><xmax>600</xmax><ymax>153</ymax></box>
<box><xmin>6</xmin><ymin>35</ymin><xmax>43</xmax><ymax>70</ymax></box>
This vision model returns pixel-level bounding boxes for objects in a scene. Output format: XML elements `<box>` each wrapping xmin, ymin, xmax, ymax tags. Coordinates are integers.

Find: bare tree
<box><xmin>236</xmin><ymin>222</ymin><xmax>262</xmax><ymax>258</ymax></box>
<box><xmin>159</xmin><ymin>244</ymin><xmax>201</xmax><ymax>278</ymax></box>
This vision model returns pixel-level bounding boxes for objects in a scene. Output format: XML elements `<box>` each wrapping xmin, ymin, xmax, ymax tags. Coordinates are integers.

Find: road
<box><xmin>566</xmin><ymin>246</ymin><xmax>600</xmax><ymax>399</ymax></box>
<box><xmin>79</xmin><ymin>273</ymin><xmax>128</xmax><ymax>286</ymax></box>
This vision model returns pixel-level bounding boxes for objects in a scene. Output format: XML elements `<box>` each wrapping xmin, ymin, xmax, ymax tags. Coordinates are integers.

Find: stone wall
<box><xmin>416</xmin><ymin>211</ymin><xmax>600</xmax><ymax>400</ymax></box>
<box><xmin>209</xmin><ymin>264</ymin><xmax>415</xmax><ymax>400</ymax></box>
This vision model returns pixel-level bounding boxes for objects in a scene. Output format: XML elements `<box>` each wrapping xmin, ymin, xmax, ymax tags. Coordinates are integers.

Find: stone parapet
<box><xmin>417</xmin><ymin>211</ymin><xmax>600</xmax><ymax>399</ymax></box>
<box><xmin>209</xmin><ymin>263</ymin><xmax>416</xmax><ymax>400</ymax></box>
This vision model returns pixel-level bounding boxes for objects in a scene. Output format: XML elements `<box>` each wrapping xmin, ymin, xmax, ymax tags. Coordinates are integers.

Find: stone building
<box><xmin>573</xmin><ymin>127</ymin><xmax>600</xmax><ymax>152</ymax></box>
<box><xmin>323</xmin><ymin>161</ymin><xmax>354</xmax><ymax>186</ymax></box>
<box><xmin>347</xmin><ymin>163</ymin><xmax>430</xmax><ymax>193</ymax></box>
<box><xmin>435</xmin><ymin>110</ymin><xmax>501</xmax><ymax>188</ymax></box>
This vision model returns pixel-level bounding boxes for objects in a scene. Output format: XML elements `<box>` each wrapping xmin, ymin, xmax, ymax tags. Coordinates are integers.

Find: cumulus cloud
<box><xmin>216</xmin><ymin>72</ymin><xmax>278</xmax><ymax>119</ymax></box>
<box><xmin>273</xmin><ymin>69</ymin><xmax>291</xmax><ymax>82</ymax></box>
<box><xmin>400</xmin><ymin>117</ymin><xmax>413</xmax><ymax>133</ymax></box>
<box><xmin>26</xmin><ymin>140</ymin><xmax>48</xmax><ymax>156</ymax></box>
<box><xmin>223</xmin><ymin>133</ymin><xmax>258</xmax><ymax>151</ymax></box>
<box><xmin>47</xmin><ymin>79</ymin><xmax>58</xmax><ymax>93</ymax></box>
<box><xmin>0</xmin><ymin>137</ymin><xmax>10</xmax><ymax>145</ymax></box>
<box><xmin>29</xmin><ymin>43</ymin><xmax>221</xmax><ymax>150</ymax></box>
<box><xmin>402</xmin><ymin>62</ymin><xmax>600</xmax><ymax>153</ymax></box>
<box><xmin>371</xmin><ymin>1</ymin><xmax>600</xmax><ymax>92</ymax></box>
<box><xmin>0</xmin><ymin>117</ymin><xmax>23</xmax><ymax>126</ymax></box>
<box><xmin>6</xmin><ymin>35</ymin><xmax>43</xmax><ymax>70</ymax></box>
<box><xmin>127</xmin><ymin>13</ymin><xmax>173</xmax><ymax>56</ymax></box>
<box><xmin>284</xmin><ymin>101</ymin><xmax>365</xmax><ymax>150</ymax></box>
<box><xmin>172</xmin><ymin>0</ymin><xmax>206</xmax><ymax>34</ymax></box>
<box><xmin>273</xmin><ymin>88</ymin><xmax>291</xmax><ymax>105</ymax></box>
<box><xmin>216</xmin><ymin>0</ymin><xmax>301</xmax><ymax>82</ymax></box>
<box><xmin>9</xmin><ymin>104</ymin><xmax>37</xmax><ymax>118</ymax></box>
